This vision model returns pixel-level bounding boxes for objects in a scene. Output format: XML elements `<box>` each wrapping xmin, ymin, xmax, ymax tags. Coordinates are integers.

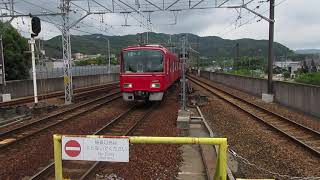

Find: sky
<box><xmin>6</xmin><ymin>0</ymin><xmax>320</xmax><ymax>50</ymax></box>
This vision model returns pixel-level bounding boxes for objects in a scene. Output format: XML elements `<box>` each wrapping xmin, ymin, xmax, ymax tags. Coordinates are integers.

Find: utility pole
<box><xmin>235</xmin><ymin>43</ymin><xmax>239</xmax><ymax>70</ymax></box>
<box><xmin>181</xmin><ymin>35</ymin><xmax>187</xmax><ymax>110</ymax></box>
<box><xmin>146</xmin><ymin>31</ymin><xmax>148</xmax><ymax>44</ymax></box>
<box><xmin>108</xmin><ymin>39</ymin><xmax>111</xmax><ymax>73</ymax></box>
<box><xmin>267</xmin><ymin>0</ymin><xmax>275</xmax><ymax>94</ymax></box>
<box><xmin>0</xmin><ymin>36</ymin><xmax>6</xmax><ymax>94</ymax></box>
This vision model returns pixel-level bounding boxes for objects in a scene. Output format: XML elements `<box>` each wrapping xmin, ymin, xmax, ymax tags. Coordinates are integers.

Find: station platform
<box><xmin>177</xmin><ymin>107</ymin><xmax>234</xmax><ymax>180</ymax></box>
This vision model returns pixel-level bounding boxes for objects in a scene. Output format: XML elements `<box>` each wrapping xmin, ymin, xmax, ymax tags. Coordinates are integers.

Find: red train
<box><xmin>120</xmin><ymin>44</ymin><xmax>181</xmax><ymax>101</ymax></box>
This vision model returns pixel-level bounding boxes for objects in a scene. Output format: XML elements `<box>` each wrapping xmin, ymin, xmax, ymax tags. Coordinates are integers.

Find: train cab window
<box><xmin>123</xmin><ymin>50</ymin><xmax>164</xmax><ymax>73</ymax></box>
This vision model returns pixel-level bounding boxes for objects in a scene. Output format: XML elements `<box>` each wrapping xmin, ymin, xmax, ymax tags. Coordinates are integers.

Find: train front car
<box><xmin>120</xmin><ymin>45</ymin><xmax>178</xmax><ymax>102</ymax></box>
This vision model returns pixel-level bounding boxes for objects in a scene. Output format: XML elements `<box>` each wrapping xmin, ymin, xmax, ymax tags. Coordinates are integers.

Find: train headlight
<box><xmin>123</xmin><ymin>83</ymin><xmax>133</xmax><ymax>88</ymax></box>
<box><xmin>151</xmin><ymin>83</ymin><xmax>160</xmax><ymax>88</ymax></box>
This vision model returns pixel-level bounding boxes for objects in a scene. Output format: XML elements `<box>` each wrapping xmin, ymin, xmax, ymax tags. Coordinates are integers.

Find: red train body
<box><xmin>120</xmin><ymin>45</ymin><xmax>181</xmax><ymax>101</ymax></box>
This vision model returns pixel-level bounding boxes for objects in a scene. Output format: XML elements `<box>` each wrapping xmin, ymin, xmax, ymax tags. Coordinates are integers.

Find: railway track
<box><xmin>29</xmin><ymin>104</ymin><xmax>154</xmax><ymax>180</ymax></box>
<box><xmin>0</xmin><ymin>82</ymin><xmax>119</xmax><ymax>108</ymax></box>
<box><xmin>0</xmin><ymin>91</ymin><xmax>122</xmax><ymax>150</ymax></box>
<box><xmin>188</xmin><ymin>75</ymin><xmax>320</xmax><ymax>156</ymax></box>
<box><xmin>0</xmin><ymin>84</ymin><xmax>119</xmax><ymax>129</ymax></box>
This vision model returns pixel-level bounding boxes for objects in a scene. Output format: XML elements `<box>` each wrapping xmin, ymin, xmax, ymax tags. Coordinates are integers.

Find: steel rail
<box><xmin>79</xmin><ymin>105</ymin><xmax>154</xmax><ymax>180</ymax></box>
<box><xmin>30</xmin><ymin>105</ymin><xmax>154</xmax><ymax>180</ymax></box>
<box><xmin>188</xmin><ymin>75</ymin><xmax>320</xmax><ymax>156</ymax></box>
<box><xmin>0</xmin><ymin>85</ymin><xmax>119</xmax><ymax>128</ymax></box>
<box><xmin>0</xmin><ymin>82</ymin><xmax>119</xmax><ymax>107</ymax></box>
<box><xmin>0</xmin><ymin>91</ymin><xmax>121</xmax><ymax>150</ymax></box>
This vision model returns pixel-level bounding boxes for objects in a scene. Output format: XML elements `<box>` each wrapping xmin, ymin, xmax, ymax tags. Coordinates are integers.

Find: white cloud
<box><xmin>6</xmin><ymin>0</ymin><xmax>320</xmax><ymax>49</ymax></box>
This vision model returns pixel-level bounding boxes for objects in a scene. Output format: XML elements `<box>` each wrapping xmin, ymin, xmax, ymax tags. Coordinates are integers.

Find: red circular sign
<box><xmin>65</xmin><ymin>140</ymin><xmax>81</xmax><ymax>157</ymax></box>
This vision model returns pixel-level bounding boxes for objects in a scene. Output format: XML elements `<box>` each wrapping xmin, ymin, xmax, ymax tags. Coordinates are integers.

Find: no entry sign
<box><xmin>65</xmin><ymin>140</ymin><xmax>81</xmax><ymax>157</ymax></box>
<box><xmin>62</xmin><ymin>136</ymin><xmax>129</xmax><ymax>162</ymax></box>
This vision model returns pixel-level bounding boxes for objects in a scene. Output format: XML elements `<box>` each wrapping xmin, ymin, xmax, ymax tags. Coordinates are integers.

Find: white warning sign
<box><xmin>62</xmin><ymin>136</ymin><xmax>129</xmax><ymax>162</ymax></box>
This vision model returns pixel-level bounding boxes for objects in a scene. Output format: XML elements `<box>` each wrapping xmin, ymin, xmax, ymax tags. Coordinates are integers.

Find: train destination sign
<box><xmin>62</xmin><ymin>136</ymin><xmax>129</xmax><ymax>162</ymax></box>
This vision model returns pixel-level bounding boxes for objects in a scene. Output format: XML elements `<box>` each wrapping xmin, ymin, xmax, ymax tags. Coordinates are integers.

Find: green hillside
<box><xmin>44</xmin><ymin>32</ymin><xmax>292</xmax><ymax>59</ymax></box>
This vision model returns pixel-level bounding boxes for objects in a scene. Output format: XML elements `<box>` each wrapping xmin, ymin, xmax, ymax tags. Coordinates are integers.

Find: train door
<box><xmin>170</xmin><ymin>59</ymin><xmax>174</xmax><ymax>84</ymax></box>
<box><xmin>165</xmin><ymin>55</ymin><xmax>170</xmax><ymax>88</ymax></box>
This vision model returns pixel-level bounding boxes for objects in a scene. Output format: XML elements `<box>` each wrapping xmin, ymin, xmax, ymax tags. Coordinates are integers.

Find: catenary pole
<box><xmin>108</xmin><ymin>39</ymin><xmax>111</xmax><ymax>73</ymax></box>
<box><xmin>181</xmin><ymin>35</ymin><xmax>186</xmax><ymax>110</ymax></box>
<box><xmin>267</xmin><ymin>0</ymin><xmax>275</xmax><ymax>94</ymax></box>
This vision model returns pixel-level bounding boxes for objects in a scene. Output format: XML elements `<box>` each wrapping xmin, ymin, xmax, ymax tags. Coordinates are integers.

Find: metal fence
<box><xmin>30</xmin><ymin>65</ymin><xmax>120</xmax><ymax>79</ymax></box>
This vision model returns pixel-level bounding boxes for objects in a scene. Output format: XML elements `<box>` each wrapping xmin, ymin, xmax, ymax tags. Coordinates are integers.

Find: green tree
<box><xmin>75</xmin><ymin>56</ymin><xmax>119</xmax><ymax>66</ymax></box>
<box><xmin>233</xmin><ymin>56</ymin><xmax>265</xmax><ymax>71</ymax></box>
<box><xmin>0</xmin><ymin>22</ymin><xmax>30</xmax><ymax>80</ymax></box>
<box><xmin>295</xmin><ymin>72</ymin><xmax>320</xmax><ymax>86</ymax></box>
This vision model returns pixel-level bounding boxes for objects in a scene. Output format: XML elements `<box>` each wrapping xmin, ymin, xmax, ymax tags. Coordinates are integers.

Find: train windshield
<box><xmin>123</xmin><ymin>50</ymin><xmax>164</xmax><ymax>73</ymax></box>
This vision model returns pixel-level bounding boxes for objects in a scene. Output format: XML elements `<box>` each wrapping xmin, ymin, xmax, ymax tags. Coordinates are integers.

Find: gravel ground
<box><xmin>92</xmin><ymin>86</ymin><xmax>182</xmax><ymax>180</ymax></box>
<box><xmin>191</xmin><ymin>75</ymin><xmax>320</xmax><ymax>132</ymax></box>
<box><xmin>191</xmin><ymin>82</ymin><xmax>320</xmax><ymax>179</ymax></box>
<box><xmin>0</xmin><ymin>98</ymin><xmax>130</xmax><ymax>179</ymax></box>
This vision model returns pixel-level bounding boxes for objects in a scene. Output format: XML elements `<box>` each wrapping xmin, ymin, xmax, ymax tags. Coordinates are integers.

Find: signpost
<box><xmin>62</xmin><ymin>136</ymin><xmax>129</xmax><ymax>162</ymax></box>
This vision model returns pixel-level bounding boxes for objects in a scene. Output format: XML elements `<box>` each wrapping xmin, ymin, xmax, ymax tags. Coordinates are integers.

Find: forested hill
<box><xmin>44</xmin><ymin>32</ymin><xmax>292</xmax><ymax>59</ymax></box>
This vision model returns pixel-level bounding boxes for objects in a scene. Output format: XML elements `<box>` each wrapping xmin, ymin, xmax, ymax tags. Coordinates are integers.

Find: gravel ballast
<box><xmin>191</xmin><ymin>80</ymin><xmax>320</xmax><ymax>179</ymax></box>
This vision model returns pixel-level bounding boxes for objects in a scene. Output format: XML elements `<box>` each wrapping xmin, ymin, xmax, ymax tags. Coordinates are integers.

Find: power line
<box><xmin>219</xmin><ymin>0</ymin><xmax>288</xmax><ymax>37</ymax></box>
<box><xmin>218</xmin><ymin>0</ymin><xmax>270</xmax><ymax>36</ymax></box>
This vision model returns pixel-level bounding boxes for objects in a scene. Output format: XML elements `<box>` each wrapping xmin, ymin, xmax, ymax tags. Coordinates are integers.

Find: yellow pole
<box><xmin>219</xmin><ymin>140</ymin><xmax>227</xmax><ymax>180</ymax></box>
<box><xmin>53</xmin><ymin>134</ymin><xmax>63</xmax><ymax>180</ymax></box>
<box><xmin>53</xmin><ymin>136</ymin><xmax>227</xmax><ymax>180</ymax></box>
<box><xmin>214</xmin><ymin>140</ymin><xmax>227</xmax><ymax>180</ymax></box>
<box><xmin>129</xmin><ymin>136</ymin><xmax>227</xmax><ymax>145</ymax></box>
<box><xmin>129</xmin><ymin>136</ymin><xmax>227</xmax><ymax>180</ymax></box>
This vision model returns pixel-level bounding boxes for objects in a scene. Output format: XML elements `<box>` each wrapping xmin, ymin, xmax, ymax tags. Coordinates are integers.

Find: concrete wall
<box><xmin>3</xmin><ymin>73</ymin><xmax>119</xmax><ymax>99</ymax></box>
<box><xmin>273</xmin><ymin>81</ymin><xmax>320</xmax><ymax>117</ymax></box>
<box><xmin>195</xmin><ymin>70</ymin><xmax>320</xmax><ymax>117</ymax></box>
<box><xmin>206</xmin><ymin>72</ymin><xmax>268</xmax><ymax>96</ymax></box>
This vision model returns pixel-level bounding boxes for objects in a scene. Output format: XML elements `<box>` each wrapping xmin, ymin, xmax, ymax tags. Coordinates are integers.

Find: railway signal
<box><xmin>31</xmin><ymin>16</ymin><xmax>41</xmax><ymax>37</ymax></box>
<box><xmin>29</xmin><ymin>16</ymin><xmax>41</xmax><ymax>104</ymax></box>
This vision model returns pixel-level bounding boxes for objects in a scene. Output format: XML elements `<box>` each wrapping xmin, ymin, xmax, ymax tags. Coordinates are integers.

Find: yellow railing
<box><xmin>53</xmin><ymin>134</ymin><xmax>228</xmax><ymax>180</ymax></box>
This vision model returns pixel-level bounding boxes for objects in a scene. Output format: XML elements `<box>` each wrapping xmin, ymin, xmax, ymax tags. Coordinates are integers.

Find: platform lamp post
<box><xmin>29</xmin><ymin>16</ymin><xmax>41</xmax><ymax>104</ymax></box>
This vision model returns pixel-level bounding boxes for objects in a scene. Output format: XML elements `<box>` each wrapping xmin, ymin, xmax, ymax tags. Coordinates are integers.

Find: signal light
<box><xmin>31</xmin><ymin>17</ymin><xmax>41</xmax><ymax>37</ymax></box>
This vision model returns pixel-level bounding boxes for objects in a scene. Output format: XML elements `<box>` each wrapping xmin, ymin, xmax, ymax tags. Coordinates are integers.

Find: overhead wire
<box><xmin>218</xmin><ymin>0</ymin><xmax>269</xmax><ymax>36</ymax></box>
<box><xmin>219</xmin><ymin>0</ymin><xmax>288</xmax><ymax>37</ymax></box>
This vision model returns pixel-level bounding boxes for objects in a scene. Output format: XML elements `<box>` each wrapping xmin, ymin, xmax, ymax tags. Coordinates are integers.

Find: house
<box><xmin>72</xmin><ymin>53</ymin><xmax>85</xmax><ymax>60</ymax></box>
<box><xmin>274</xmin><ymin>61</ymin><xmax>301</xmax><ymax>73</ymax></box>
